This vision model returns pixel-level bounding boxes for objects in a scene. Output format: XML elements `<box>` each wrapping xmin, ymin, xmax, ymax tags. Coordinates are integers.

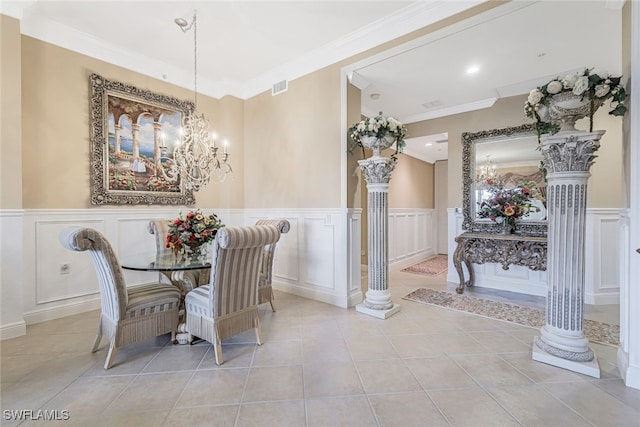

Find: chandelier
<box><xmin>476</xmin><ymin>155</ymin><xmax>500</xmax><ymax>185</ymax></box>
<box><xmin>173</xmin><ymin>11</ymin><xmax>232</xmax><ymax>191</ymax></box>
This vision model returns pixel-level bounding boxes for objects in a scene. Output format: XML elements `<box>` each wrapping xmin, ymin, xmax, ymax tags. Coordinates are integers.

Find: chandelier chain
<box><xmin>192</xmin><ymin>11</ymin><xmax>198</xmax><ymax>111</ymax></box>
<box><xmin>172</xmin><ymin>9</ymin><xmax>232</xmax><ymax>191</ymax></box>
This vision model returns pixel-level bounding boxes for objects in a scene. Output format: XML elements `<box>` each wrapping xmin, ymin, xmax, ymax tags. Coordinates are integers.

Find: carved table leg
<box><xmin>453</xmin><ymin>240</ymin><xmax>466</xmax><ymax>294</ymax></box>
<box><xmin>464</xmin><ymin>257</ymin><xmax>474</xmax><ymax>289</ymax></box>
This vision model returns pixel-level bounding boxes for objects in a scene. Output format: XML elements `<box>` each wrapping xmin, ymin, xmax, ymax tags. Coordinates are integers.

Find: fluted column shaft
<box><xmin>533</xmin><ymin>130</ymin><xmax>604</xmax><ymax>376</ymax></box>
<box><xmin>356</xmin><ymin>155</ymin><xmax>400</xmax><ymax>319</ymax></box>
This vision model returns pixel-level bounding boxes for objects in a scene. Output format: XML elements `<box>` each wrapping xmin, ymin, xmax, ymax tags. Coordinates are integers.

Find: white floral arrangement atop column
<box><xmin>524</xmin><ymin>68</ymin><xmax>627</xmax><ymax>140</ymax></box>
<box><xmin>348</xmin><ymin>114</ymin><xmax>407</xmax><ymax>159</ymax></box>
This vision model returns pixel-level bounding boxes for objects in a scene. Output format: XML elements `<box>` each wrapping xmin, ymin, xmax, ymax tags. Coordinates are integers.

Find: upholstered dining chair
<box><xmin>185</xmin><ymin>224</ymin><xmax>281</xmax><ymax>365</ymax></box>
<box><xmin>59</xmin><ymin>227</ymin><xmax>181</xmax><ymax>369</ymax></box>
<box><xmin>255</xmin><ymin>219</ymin><xmax>290</xmax><ymax>312</ymax></box>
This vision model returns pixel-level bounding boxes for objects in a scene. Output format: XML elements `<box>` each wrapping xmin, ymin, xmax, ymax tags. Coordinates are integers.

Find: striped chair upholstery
<box><xmin>185</xmin><ymin>224</ymin><xmax>281</xmax><ymax>365</ymax></box>
<box><xmin>147</xmin><ymin>220</ymin><xmax>209</xmax><ymax>292</ymax></box>
<box><xmin>59</xmin><ymin>227</ymin><xmax>180</xmax><ymax>369</ymax></box>
<box><xmin>255</xmin><ymin>219</ymin><xmax>290</xmax><ymax>311</ymax></box>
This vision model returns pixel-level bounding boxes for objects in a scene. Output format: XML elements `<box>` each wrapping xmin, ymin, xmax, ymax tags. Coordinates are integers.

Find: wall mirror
<box><xmin>462</xmin><ymin>124</ymin><xmax>547</xmax><ymax>236</ymax></box>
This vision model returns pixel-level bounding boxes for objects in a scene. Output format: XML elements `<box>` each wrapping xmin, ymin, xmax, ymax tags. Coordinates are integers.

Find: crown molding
<box><xmin>0</xmin><ymin>1</ymin><xmax>34</xmax><ymax>19</ymax></box>
<box><xmin>402</xmin><ymin>98</ymin><xmax>497</xmax><ymax>124</ymax></box>
<box><xmin>401</xmin><ymin>146</ymin><xmax>437</xmax><ymax>164</ymax></box>
<box><xmin>13</xmin><ymin>0</ymin><xmax>487</xmax><ymax>101</ymax></box>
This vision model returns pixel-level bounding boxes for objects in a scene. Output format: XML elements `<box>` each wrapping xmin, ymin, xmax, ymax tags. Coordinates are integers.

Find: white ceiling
<box><xmin>2</xmin><ymin>1</ymin><xmax>624</xmax><ymax>164</ymax></box>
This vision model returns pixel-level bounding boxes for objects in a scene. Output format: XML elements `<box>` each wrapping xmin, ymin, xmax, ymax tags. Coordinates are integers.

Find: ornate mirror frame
<box><xmin>461</xmin><ymin>123</ymin><xmax>547</xmax><ymax>236</ymax></box>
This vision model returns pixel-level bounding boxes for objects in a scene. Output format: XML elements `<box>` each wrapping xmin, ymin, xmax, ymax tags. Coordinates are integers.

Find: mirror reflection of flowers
<box><xmin>166</xmin><ymin>210</ymin><xmax>225</xmax><ymax>256</ymax></box>
<box><xmin>524</xmin><ymin>68</ymin><xmax>627</xmax><ymax>138</ymax></box>
<box><xmin>477</xmin><ymin>180</ymin><xmax>544</xmax><ymax>229</ymax></box>
<box><xmin>348</xmin><ymin>114</ymin><xmax>407</xmax><ymax>159</ymax></box>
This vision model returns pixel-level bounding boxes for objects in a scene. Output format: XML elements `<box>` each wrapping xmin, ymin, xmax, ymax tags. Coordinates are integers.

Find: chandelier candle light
<box><xmin>174</xmin><ymin>10</ymin><xmax>232</xmax><ymax>190</ymax></box>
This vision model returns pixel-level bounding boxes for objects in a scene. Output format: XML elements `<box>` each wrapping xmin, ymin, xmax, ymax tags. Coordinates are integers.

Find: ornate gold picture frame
<box><xmin>90</xmin><ymin>74</ymin><xmax>195</xmax><ymax>205</ymax></box>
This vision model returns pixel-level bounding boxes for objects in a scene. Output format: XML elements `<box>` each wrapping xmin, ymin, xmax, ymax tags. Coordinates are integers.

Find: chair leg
<box><xmin>269</xmin><ymin>292</ymin><xmax>276</xmax><ymax>312</ymax></box>
<box><xmin>104</xmin><ymin>341</ymin><xmax>118</xmax><ymax>370</ymax></box>
<box><xmin>214</xmin><ymin>339</ymin><xmax>223</xmax><ymax>365</ymax></box>
<box><xmin>255</xmin><ymin>314</ymin><xmax>264</xmax><ymax>345</ymax></box>
<box><xmin>91</xmin><ymin>323</ymin><xmax>102</xmax><ymax>353</ymax></box>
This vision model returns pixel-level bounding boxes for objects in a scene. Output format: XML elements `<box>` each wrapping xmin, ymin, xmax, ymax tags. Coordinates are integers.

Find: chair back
<box><xmin>254</xmin><ymin>219</ymin><xmax>290</xmax><ymax>286</ymax></box>
<box><xmin>209</xmin><ymin>225</ymin><xmax>281</xmax><ymax>317</ymax></box>
<box><xmin>148</xmin><ymin>219</ymin><xmax>172</xmax><ymax>256</ymax></box>
<box><xmin>59</xmin><ymin>227</ymin><xmax>127</xmax><ymax>320</ymax></box>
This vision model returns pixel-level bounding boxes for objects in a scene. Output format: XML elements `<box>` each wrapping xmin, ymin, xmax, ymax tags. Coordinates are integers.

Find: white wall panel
<box><xmin>388</xmin><ymin>208</ymin><xmax>436</xmax><ymax>269</ymax></box>
<box><xmin>302</xmin><ymin>217</ymin><xmax>335</xmax><ymax>289</ymax></box>
<box><xmin>0</xmin><ymin>211</ymin><xmax>26</xmax><ymax>339</ymax></box>
<box><xmin>585</xmin><ymin>209</ymin><xmax>621</xmax><ymax>304</ymax></box>
<box><xmin>35</xmin><ymin>219</ymin><xmax>104</xmax><ymax>304</ymax></box>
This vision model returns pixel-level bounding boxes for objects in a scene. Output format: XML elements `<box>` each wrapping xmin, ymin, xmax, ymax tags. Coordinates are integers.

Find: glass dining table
<box><xmin>121</xmin><ymin>252</ymin><xmax>211</xmax><ymax>344</ymax></box>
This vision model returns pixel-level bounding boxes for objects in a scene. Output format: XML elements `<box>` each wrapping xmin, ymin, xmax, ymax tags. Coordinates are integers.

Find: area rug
<box><xmin>403</xmin><ymin>288</ymin><xmax>619</xmax><ymax>346</ymax></box>
<box><xmin>401</xmin><ymin>255</ymin><xmax>448</xmax><ymax>276</ymax></box>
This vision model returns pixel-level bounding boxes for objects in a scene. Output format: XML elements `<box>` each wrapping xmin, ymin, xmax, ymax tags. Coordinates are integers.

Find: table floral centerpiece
<box><xmin>348</xmin><ymin>114</ymin><xmax>407</xmax><ymax>159</ymax></box>
<box><xmin>524</xmin><ymin>68</ymin><xmax>627</xmax><ymax>140</ymax></box>
<box><xmin>477</xmin><ymin>180</ymin><xmax>543</xmax><ymax>234</ymax></box>
<box><xmin>166</xmin><ymin>210</ymin><xmax>225</xmax><ymax>261</ymax></box>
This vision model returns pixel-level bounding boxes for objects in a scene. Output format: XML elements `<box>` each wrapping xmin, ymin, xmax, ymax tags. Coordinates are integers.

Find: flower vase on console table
<box><xmin>495</xmin><ymin>217</ymin><xmax>515</xmax><ymax>235</ymax></box>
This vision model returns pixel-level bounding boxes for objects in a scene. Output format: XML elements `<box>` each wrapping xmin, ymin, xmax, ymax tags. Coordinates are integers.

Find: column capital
<box><xmin>358</xmin><ymin>156</ymin><xmax>397</xmax><ymax>184</ymax></box>
<box><xmin>540</xmin><ymin>130</ymin><xmax>605</xmax><ymax>174</ymax></box>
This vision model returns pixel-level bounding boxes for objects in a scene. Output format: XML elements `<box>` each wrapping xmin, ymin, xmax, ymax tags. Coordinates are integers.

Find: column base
<box><xmin>532</xmin><ymin>337</ymin><xmax>600</xmax><ymax>378</ymax></box>
<box><xmin>356</xmin><ymin>302</ymin><xmax>400</xmax><ymax>319</ymax></box>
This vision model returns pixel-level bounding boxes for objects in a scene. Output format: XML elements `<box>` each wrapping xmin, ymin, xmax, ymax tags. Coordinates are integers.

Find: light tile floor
<box><xmin>1</xmin><ymin>266</ymin><xmax>639</xmax><ymax>426</ymax></box>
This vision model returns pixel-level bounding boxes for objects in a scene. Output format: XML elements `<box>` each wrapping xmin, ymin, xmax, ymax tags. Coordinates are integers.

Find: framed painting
<box><xmin>90</xmin><ymin>73</ymin><xmax>195</xmax><ymax>205</ymax></box>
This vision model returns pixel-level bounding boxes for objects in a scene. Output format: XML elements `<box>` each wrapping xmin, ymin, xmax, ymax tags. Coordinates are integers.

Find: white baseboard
<box><xmin>23</xmin><ymin>298</ymin><xmax>101</xmax><ymax>326</ymax></box>
<box><xmin>390</xmin><ymin>249</ymin><xmax>436</xmax><ymax>270</ymax></box>
<box><xmin>585</xmin><ymin>292</ymin><xmax>620</xmax><ymax>305</ymax></box>
<box><xmin>618</xmin><ymin>348</ymin><xmax>640</xmax><ymax>389</ymax></box>
<box><xmin>273</xmin><ymin>281</ymin><xmax>361</xmax><ymax>309</ymax></box>
<box><xmin>0</xmin><ymin>321</ymin><xmax>27</xmax><ymax>341</ymax></box>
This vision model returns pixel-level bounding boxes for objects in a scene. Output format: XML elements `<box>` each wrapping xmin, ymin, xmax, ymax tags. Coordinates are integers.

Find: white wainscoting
<box><xmin>585</xmin><ymin>209</ymin><xmax>622</xmax><ymax>304</ymax></box>
<box><xmin>245</xmin><ymin>209</ymin><xmax>363</xmax><ymax>308</ymax></box>
<box><xmin>0</xmin><ymin>210</ymin><xmax>27</xmax><ymax>340</ymax></box>
<box><xmin>388</xmin><ymin>208</ymin><xmax>436</xmax><ymax>269</ymax></box>
<box><xmin>447</xmin><ymin>208</ymin><xmax>622</xmax><ymax>303</ymax></box>
<box><xmin>1</xmin><ymin>207</ymin><xmax>362</xmax><ymax>338</ymax></box>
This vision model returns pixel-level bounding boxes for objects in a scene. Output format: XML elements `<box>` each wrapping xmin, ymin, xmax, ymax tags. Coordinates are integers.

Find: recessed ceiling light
<box><xmin>425</xmin><ymin>143</ymin><xmax>433</xmax><ymax>146</ymax></box>
<box><xmin>370</xmin><ymin>93</ymin><xmax>380</xmax><ymax>100</ymax></box>
<box><xmin>466</xmin><ymin>65</ymin><xmax>480</xmax><ymax>74</ymax></box>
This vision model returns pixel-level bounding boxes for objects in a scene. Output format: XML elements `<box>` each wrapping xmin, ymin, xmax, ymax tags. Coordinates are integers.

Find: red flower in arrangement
<box><xmin>166</xmin><ymin>210</ymin><xmax>225</xmax><ymax>255</ymax></box>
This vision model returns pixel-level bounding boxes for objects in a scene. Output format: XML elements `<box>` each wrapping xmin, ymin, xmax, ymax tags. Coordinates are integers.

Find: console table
<box><xmin>453</xmin><ymin>232</ymin><xmax>547</xmax><ymax>294</ymax></box>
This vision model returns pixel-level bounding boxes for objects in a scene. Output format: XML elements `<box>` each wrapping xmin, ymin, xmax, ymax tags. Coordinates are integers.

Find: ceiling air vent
<box><xmin>422</xmin><ymin>100</ymin><xmax>443</xmax><ymax>109</ymax></box>
<box><xmin>272</xmin><ymin>80</ymin><xmax>288</xmax><ymax>96</ymax></box>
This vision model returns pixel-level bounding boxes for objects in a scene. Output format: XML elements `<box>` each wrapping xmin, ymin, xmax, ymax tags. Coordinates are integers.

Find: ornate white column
<box><xmin>356</xmin><ymin>155</ymin><xmax>401</xmax><ymax>319</ymax></box>
<box><xmin>532</xmin><ymin>130</ymin><xmax>605</xmax><ymax>378</ymax></box>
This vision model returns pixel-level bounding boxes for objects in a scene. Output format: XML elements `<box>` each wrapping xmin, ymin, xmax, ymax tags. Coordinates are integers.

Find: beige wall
<box><xmin>408</xmin><ymin>95</ymin><xmax>624</xmax><ymax>210</ymax></box>
<box><xmin>0</xmin><ymin>15</ymin><xmax>22</xmax><ymax>209</ymax></box>
<box><xmin>20</xmin><ymin>36</ymin><xmax>243</xmax><ymax>209</ymax></box>
<box><xmin>388</xmin><ymin>154</ymin><xmax>434</xmax><ymax>209</ymax></box>
<box><xmin>243</xmin><ymin>66</ymin><xmax>342</xmax><ymax>208</ymax></box>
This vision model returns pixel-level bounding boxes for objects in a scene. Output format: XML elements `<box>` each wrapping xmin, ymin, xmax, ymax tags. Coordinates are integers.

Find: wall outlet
<box><xmin>60</xmin><ymin>263</ymin><xmax>70</xmax><ymax>275</ymax></box>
